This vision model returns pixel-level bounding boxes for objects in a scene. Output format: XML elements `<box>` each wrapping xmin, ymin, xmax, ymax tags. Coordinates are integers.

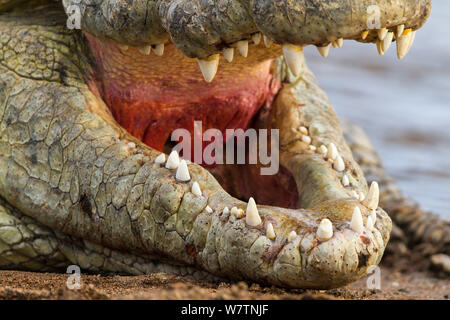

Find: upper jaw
<box><xmin>66</xmin><ymin>0</ymin><xmax>431</xmax><ymax>57</ymax></box>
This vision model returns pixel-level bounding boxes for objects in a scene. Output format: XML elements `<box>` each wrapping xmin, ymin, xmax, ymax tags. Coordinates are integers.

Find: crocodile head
<box><xmin>0</xmin><ymin>0</ymin><xmax>432</xmax><ymax>289</ymax></box>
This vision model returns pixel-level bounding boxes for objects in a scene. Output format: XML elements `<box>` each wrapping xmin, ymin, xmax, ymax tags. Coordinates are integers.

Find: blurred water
<box><xmin>305</xmin><ymin>1</ymin><xmax>450</xmax><ymax>219</ymax></box>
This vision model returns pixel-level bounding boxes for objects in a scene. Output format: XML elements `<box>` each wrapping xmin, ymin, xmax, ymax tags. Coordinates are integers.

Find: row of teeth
<box><xmin>119</xmin><ymin>25</ymin><xmax>415</xmax><ymax>84</ymax></box>
<box><xmin>154</xmin><ymin>149</ymin><xmax>379</xmax><ymax>243</ymax></box>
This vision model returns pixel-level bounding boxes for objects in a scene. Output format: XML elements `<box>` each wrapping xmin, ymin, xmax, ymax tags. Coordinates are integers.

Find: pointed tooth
<box><xmin>407</xmin><ymin>31</ymin><xmax>416</xmax><ymax>52</ymax></box>
<box><xmin>332</xmin><ymin>40</ymin><xmax>339</xmax><ymax>48</ymax></box>
<box><xmin>263</xmin><ymin>35</ymin><xmax>273</xmax><ymax>48</ymax></box>
<box><xmin>336</xmin><ymin>38</ymin><xmax>344</xmax><ymax>47</ymax></box>
<box><xmin>118</xmin><ymin>44</ymin><xmax>129</xmax><ymax>52</ymax></box>
<box><xmin>165</xmin><ymin>150</ymin><xmax>180</xmax><ymax>169</ymax></box>
<box><xmin>317</xmin><ymin>218</ymin><xmax>333</xmax><ymax>241</ymax></box>
<box><xmin>366</xmin><ymin>216</ymin><xmax>374</xmax><ymax>231</ymax></box>
<box><xmin>319</xmin><ymin>145</ymin><xmax>328</xmax><ymax>155</ymax></box>
<box><xmin>252</xmin><ymin>33</ymin><xmax>261</xmax><ymax>45</ymax></box>
<box><xmin>155</xmin><ymin>153</ymin><xmax>166</xmax><ymax>164</ymax></box>
<box><xmin>191</xmin><ymin>181</ymin><xmax>202</xmax><ymax>197</ymax></box>
<box><xmin>371</xmin><ymin>209</ymin><xmax>377</xmax><ymax>224</ymax></box>
<box><xmin>397</xmin><ymin>30</ymin><xmax>412</xmax><ymax>60</ymax></box>
<box><xmin>223</xmin><ymin>48</ymin><xmax>234</xmax><ymax>63</ymax></box>
<box><xmin>138</xmin><ymin>45</ymin><xmax>151</xmax><ymax>55</ymax></box>
<box><xmin>317</xmin><ymin>43</ymin><xmax>331</xmax><ymax>58</ymax></box>
<box><xmin>396</xmin><ymin>25</ymin><xmax>405</xmax><ymax>38</ymax></box>
<box><xmin>266</xmin><ymin>223</ymin><xmax>276</xmax><ymax>240</ymax></box>
<box><xmin>363</xmin><ymin>181</ymin><xmax>379</xmax><ymax>210</ymax></box>
<box><xmin>246</xmin><ymin>197</ymin><xmax>262</xmax><ymax>226</ymax></box>
<box><xmin>351</xmin><ymin>190</ymin><xmax>359</xmax><ymax>199</ymax></box>
<box><xmin>358</xmin><ymin>191</ymin><xmax>365</xmax><ymax>201</ymax></box>
<box><xmin>350</xmin><ymin>206</ymin><xmax>364</xmax><ymax>234</ymax></box>
<box><xmin>223</xmin><ymin>207</ymin><xmax>229</xmax><ymax>215</ymax></box>
<box><xmin>236</xmin><ymin>40</ymin><xmax>249</xmax><ymax>57</ymax></box>
<box><xmin>334</xmin><ymin>155</ymin><xmax>345</xmax><ymax>172</ymax></box>
<box><xmin>205</xmin><ymin>205</ymin><xmax>213</xmax><ymax>214</ymax></box>
<box><xmin>377</xmin><ymin>27</ymin><xmax>388</xmax><ymax>40</ymax></box>
<box><xmin>198</xmin><ymin>54</ymin><xmax>220</xmax><ymax>83</ymax></box>
<box><xmin>301</xmin><ymin>135</ymin><xmax>311</xmax><ymax>144</ymax></box>
<box><xmin>361</xmin><ymin>30</ymin><xmax>369</xmax><ymax>40</ymax></box>
<box><xmin>299</xmin><ymin>126</ymin><xmax>308</xmax><ymax>135</ymax></box>
<box><xmin>231</xmin><ymin>206</ymin><xmax>243</xmax><ymax>218</ymax></box>
<box><xmin>327</xmin><ymin>143</ymin><xmax>338</xmax><ymax>160</ymax></box>
<box><xmin>342</xmin><ymin>174</ymin><xmax>350</xmax><ymax>187</ymax></box>
<box><xmin>153</xmin><ymin>43</ymin><xmax>164</xmax><ymax>56</ymax></box>
<box><xmin>176</xmin><ymin>160</ymin><xmax>191</xmax><ymax>182</ymax></box>
<box><xmin>382</xmin><ymin>32</ymin><xmax>394</xmax><ymax>53</ymax></box>
<box><xmin>288</xmin><ymin>231</ymin><xmax>297</xmax><ymax>241</ymax></box>
<box><xmin>376</xmin><ymin>40</ymin><xmax>385</xmax><ymax>56</ymax></box>
<box><xmin>282</xmin><ymin>44</ymin><xmax>304</xmax><ymax>77</ymax></box>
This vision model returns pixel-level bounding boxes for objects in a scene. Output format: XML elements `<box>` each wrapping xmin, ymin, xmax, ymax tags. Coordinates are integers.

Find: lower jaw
<box><xmin>86</xmin><ymin>35</ymin><xmax>298</xmax><ymax>208</ymax></box>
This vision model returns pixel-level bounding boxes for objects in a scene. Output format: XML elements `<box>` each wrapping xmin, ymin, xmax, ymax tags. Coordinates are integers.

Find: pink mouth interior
<box><xmin>86</xmin><ymin>34</ymin><xmax>299</xmax><ymax>208</ymax></box>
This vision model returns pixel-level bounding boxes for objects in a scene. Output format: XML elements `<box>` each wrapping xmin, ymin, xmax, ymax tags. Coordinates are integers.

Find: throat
<box><xmin>86</xmin><ymin>34</ymin><xmax>281</xmax><ymax>153</ymax></box>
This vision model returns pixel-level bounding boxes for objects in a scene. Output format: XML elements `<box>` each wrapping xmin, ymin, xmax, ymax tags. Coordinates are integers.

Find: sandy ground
<box><xmin>0</xmin><ymin>259</ymin><xmax>448</xmax><ymax>300</ymax></box>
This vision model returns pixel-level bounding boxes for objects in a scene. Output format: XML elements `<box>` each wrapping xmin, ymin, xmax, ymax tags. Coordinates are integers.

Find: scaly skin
<box><xmin>0</xmin><ymin>0</ymin><xmax>446</xmax><ymax>289</ymax></box>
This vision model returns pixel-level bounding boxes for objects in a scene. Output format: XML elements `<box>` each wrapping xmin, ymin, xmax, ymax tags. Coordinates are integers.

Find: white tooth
<box><xmin>351</xmin><ymin>190</ymin><xmax>359</xmax><ymax>199</ymax></box>
<box><xmin>309</xmin><ymin>145</ymin><xmax>317</xmax><ymax>151</ymax></box>
<box><xmin>176</xmin><ymin>160</ymin><xmax>191</xmax><ymax>182</ymax></box>
<box><xmin>299</xmin><ymin>126</ymin><xmax>308</xmax><ymax>135</ymax></box>
<box><xmin>118</xmin><ymin>44</ymin><xmax>129</xmax><ymax>52</ymax></box>
<box><xmin>266</xmin><ymin>223</ymin><xmax>276</xmax><ymax>240</ymax></box>
<box><xmin>223</xmin><ymin>48</ymin><xmax>234</xmax><ymax>63</ymax></box>
<box><xmin>327</xmin><ymin>143</ymin><xmax>338</xmax><ymax>160</ymax></box>
<box><xmin>198</xmin><ymin>54</ymin><xmax>220</xmax><ymax>83</ymax></box>
<box><xmin>282</xmin><ymin>44</ymin><xmax>304</xmax><ymax>77</ymax></box>
<box><xmin>363</xmin><ymin>181</ymin><xmax>379</xmax><ymax>210</ymax></box>
<box><xmin>205</xmin><ymin>205</ymin><xmax>213</xmax><ymax>214</ymax></box>
<box><xmin>223</xmin><ymin>207</ymin><xmax>229</xmax><ymax>215</ymax></box>
<box><xmin>317</xmin><ymin>44</ymin><xmax>331</xmax><ymax>58</ymax></box>
<box><xmin>252</xmin><ymin>33</ymin><xmax>261</xmax><ymax>45</ymax></box>
<box><xmin>350</xmin><ymin>206</ymin><xmax>364</xmax><ymax>234</ymax></box>
<box><xmin>153</xmin><ymin>43</ymin><xmax>164</xmax><ymax>56</ymax></box>
<box><xmin>288</xmin><ymin>231</ymin><xmax>297</xmax><ymax>241</ymax></box>
<box><xmin>396</xmin><ymin>25</ymin><xmax>405</xmax><ymax>38</ymax></box>
<box><xmin>361</xmin><ymin>30</ymin><xmax>369</xmax><ymax>40</ymax></box>
<box><xmin>236</xmin><ymin>40</ymin><xmax>249</xmax><ymax>57</ymax></box>
<box><xmin>319</xmin><ymin>145</ymin><xmax>328</xmax><ymax>155</ymax></box>
<box><xmin>382</xmin><ymin>32</ymin><xmax>394</xmax><ymax>53</ymax></box>
<box><xmin>231</xmin><ymin>206</ymin><xmax>239</xmax><ymax>215</ymax></box>
<box><xmin>397</xmin><ymin>32</ymin><xmax>412</xmax><ymax>60</ymax></box>
<box><xmin>165</xmin><ymin>150</ymin><xmax>180</xmax><ymax>169</ymax></box>
<box><xmin>246</xmin><ymin>197</ymin><xmax>262</xmax><ymax>226</ymax></box>
<box><xmin>337</xmin><ymin>38</ymin><xmax>344</xmax><ymax>47</ymax></box>
<box><xmin>377</xmin><ymin>27</ymin><xmax>388</xmax><ymax>41</ymax></box>
<box><xmin>376</xmin><ymin>40</ymin><xmax>385</xmax><ymax>56</ymax></box>
<box><xmin>342</xmin><ymin>174</ymin><xmax>350</xmax><ymax>187</ymax></box>
<box><xmin>155</xmin><ymin>153</ymin><xmax>166</xmax><ymax>164</ymax></box>
<box><xmin>138</xmin><ymin>45</ymin><xmax>151</xmax><ymax>55</ymax></box>
<box><xmin>407</xmin><ymin>31</ymin><xmax>416</xmax><ymax>52</ymax></box>
<box><xmin>334</xmin><ymin>155</ymin><xmax>345</xmax><ymax>172</ymax></box>
<box><xmin>263</xmin><ymin>35</ymin><xmax>273</xmax><ymax>48</ymax></box>
<box><xmin>366</xmin><ymin>216</ymin><xmax>374</xmax><ymax>231</ymax></box>
<box><xmin>358</xmin><ymin>191</ymin><xmax>365</xmax><ymax>201</ymax></box>
<box><xmin>371</xmin><ymin>209</ymin><xmax>377</xmax><ymax>224</ymax></box>
<box><xmin>316</xmin><ymin>218</ymin><xmax>333</xmax><ymax>241</ymax></box>
<box><xmin>191</xmin><ymin>181</ymin><xmax>202</xmax><ymax>196</ymax></box>
<box><xmin>301</xmin><ymin>135</ymin><xmax>311</xmax><ymax>144</ymax></box>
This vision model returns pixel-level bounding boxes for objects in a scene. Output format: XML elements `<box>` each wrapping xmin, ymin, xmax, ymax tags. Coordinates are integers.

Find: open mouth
<box><xmin>0</xmin><ymin>0</ymin><xmax>432</xmax><ymax>289</ymax></box>
<box><xmin>70</xmin><ymin>0</ymin><xmax>431</xmax><ymax>288</ymax></box>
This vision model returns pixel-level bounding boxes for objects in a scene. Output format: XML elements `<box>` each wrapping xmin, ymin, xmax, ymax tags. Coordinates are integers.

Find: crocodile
<box><xmin>0</xmin><ymin>0</ymin><xmax>447</xmax><ymax>289</ymax></box>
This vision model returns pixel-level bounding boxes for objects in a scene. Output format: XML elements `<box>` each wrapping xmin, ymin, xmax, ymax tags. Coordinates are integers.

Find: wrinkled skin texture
<box><xmin>0</xmin><ymin>0</ymin><xmax>447</xmax><ymax>289</ymax></box>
